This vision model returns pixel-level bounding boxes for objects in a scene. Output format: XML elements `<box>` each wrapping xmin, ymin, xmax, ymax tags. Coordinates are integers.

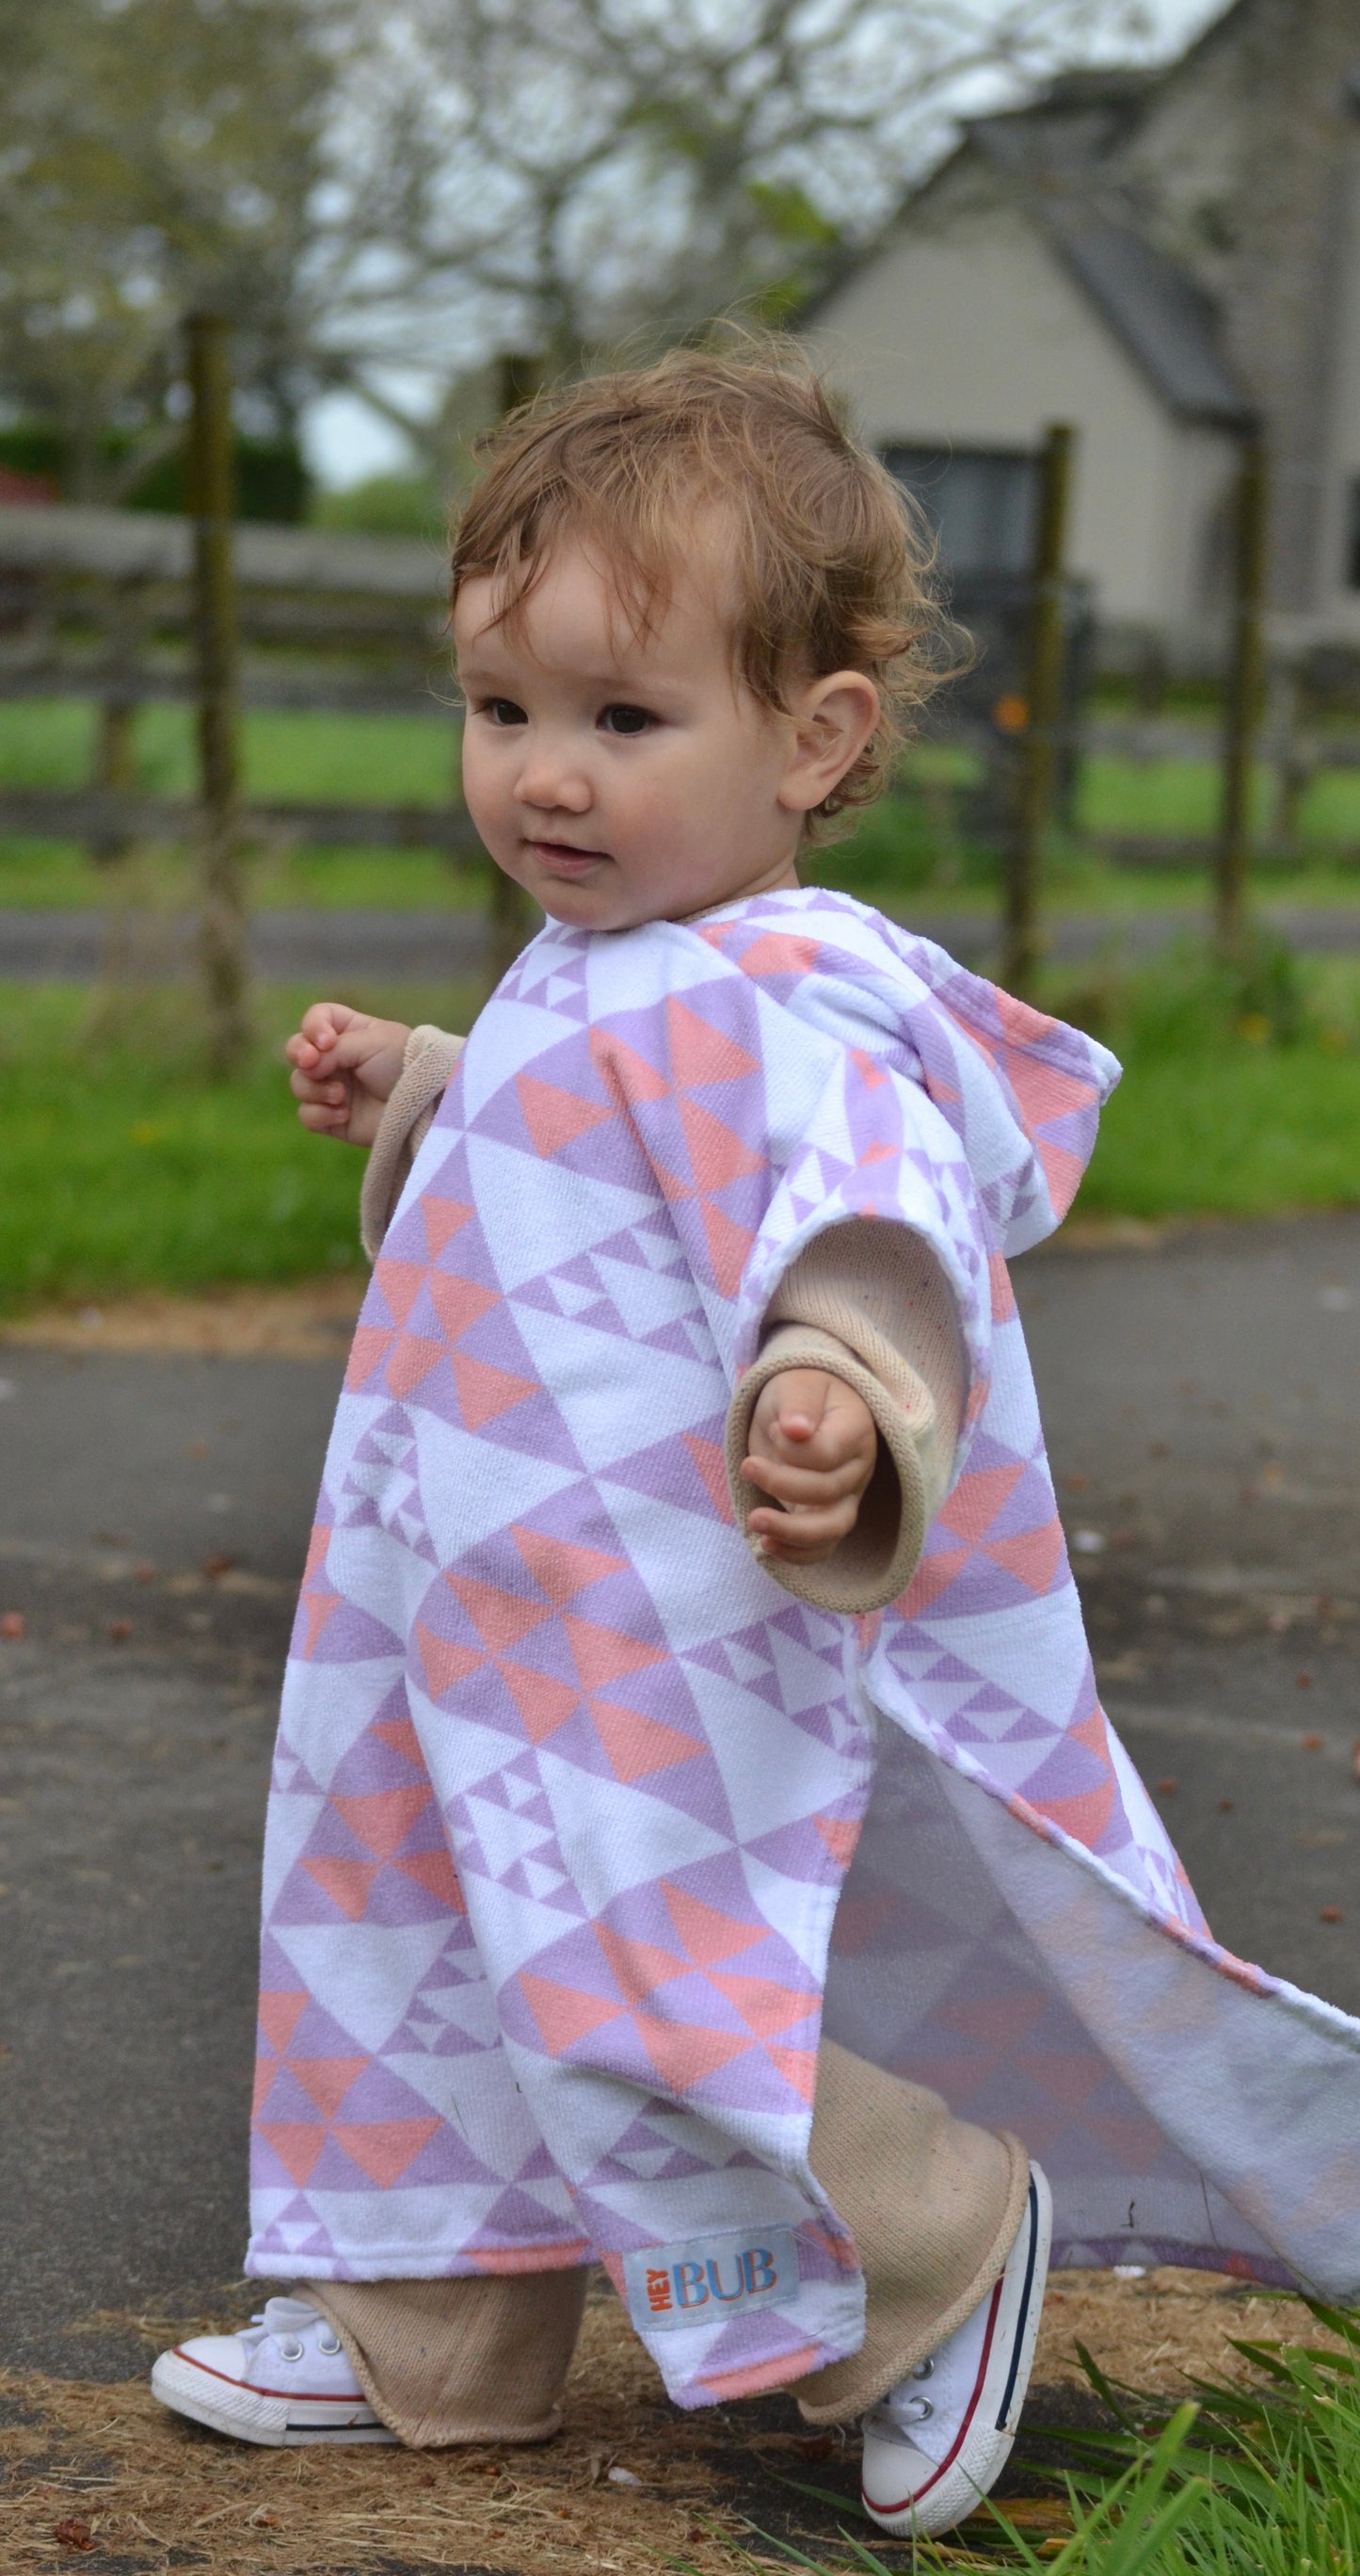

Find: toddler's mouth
<box><xmin>530</xmin><ymin>840</ymin><xmax>609</xmax><ymax>876</ymax></box>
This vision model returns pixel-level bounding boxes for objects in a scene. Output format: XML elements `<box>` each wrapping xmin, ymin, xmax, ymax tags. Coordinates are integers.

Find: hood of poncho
<box><xmin>685</xmin><ymin>898</ymin><xmax>1121</xmax><ymax>1263</ymax></box>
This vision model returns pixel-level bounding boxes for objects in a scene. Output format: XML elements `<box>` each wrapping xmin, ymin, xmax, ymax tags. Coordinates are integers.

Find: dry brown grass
<box><xmin>0</xmin><ymin>2268</ymin><xmax>1331</xmax><ymax>2576</ymax></box>
<box><xmin>0</xmin><ymin>1232</ymin><xmax>1184</xmax><ymax>1367</ymax></box>
<box><xmin>0</xmin><ymin>1280</ymin><xmax>365</xmax><ymax>1360</ymax></box>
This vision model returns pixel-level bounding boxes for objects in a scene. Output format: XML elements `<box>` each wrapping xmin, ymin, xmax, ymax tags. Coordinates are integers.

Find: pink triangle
<box><xmin>424</xmin><ymin>1197</ymin><xmax>472</xmax><ymax>1257</ymax></box>
<box><xmin>700</xmin><ymin>1199</ymin><xmax>756</xmax><ymax>1296</ymax></box>
<box><xmin>332</xmin><ymin>2117</ymin><xmax>441</xmax><ymax>2186</ymax></box>
<box><xmin>632</xmin><ymin>2010</ymin><xmax>752</xmax><ymax>2092</ymax></box>
<box><xmin>373</xmin><ymin>1257</ymin><xmax>427</xmax><ymax>1325</ymax></box>
<box><xmin>392</xmin><ymin>1848</ymin><xmax>466</xmax><ymax>1909</ymax></box>
<box><xmin>516</xmin><ymin>1074</ymin><xmax>615</xmax><ymax>1157</ymax></box>
<box><xmin>450</xmin><ymin>1351</ymin><xmax>537</xmax><ymax>1429</ymax></box>
<box><xmin>564</xmin><ymin>1615</ymin><xmax>664</xmax><ymax>1689</ymax></box>
<box><xmin>664</xmin><ymin>995</ymin><xmax>760</xmax><ymax>1086</ymax></box>
<box><xmin>257</xmin><ymin>2121</ymin><xmax>325</xmax><ymax>2186</ymax></box>
<box><xmin>285</xmin><ymin>2054</ymin><xmax>367</xmax><ymax>2119</ymax></box>
<box><xmin>664</xmin><ymin>1883</ymin><xmax>768</xmax><ymax>1967</ymax></box>
<box><xmin>590</xmin><ymin>1025</ymin><xmax>670</xmax><ymax>1103</ymax></box>
<box><xmin>426</xmin><ymin>1272</ymin><xmax>498</xmax><ymax>1342</ymax></box>
<box><xmin>520</xmin><ymin>1972</ymin><xmax>624</xmax><ymax>2053</ymax></box>
<box><xmin>299</xmin><ymin>1857</ymin><xmax>380</xmax><ymax>1920</ymax></box>
<box><xmin>511</xmin><ymin>1525</ymin><xmax>626</xmax><ymax>1605</ymax></box>
<box><xmin>681</xmin><ymin>1432</ymin><xmax>734</xmax><ymax>1524</ymax></box>
<box><xmin>589</xmin><ymin>1696</ymin><xmax>702</xmax><ymax>1783</ymax></box>
<box><xmin>496</xmin><ymin>1658</ymin><xmax>582</xmax><ymax>1742</ymax></box>
<box><xmin>679</xmin><ymin>1095</ymin><xmax>765</xmax><ymax>1189</ymax></box>
<box><xmin>333</xmin><ymin>1786</ymin><xmax>435</xmax><ymax>1861</ymax></box>
<box><xmin>345</xmin><ymin>1326</ymin><xmax>394</xmax><ymax>1391</ymax></box>
<box><xmin>257</xmin><ymin>1990</ymin><xmax>308</xmax><ymax>2053</ymax></box>
<box><xmin>415</xmin><ymin>1623</ymin><xmax>484</xmax><ymax>1699</ymax></box>
<box><xmin>385</xmin><ymin>1331</ymin><xmax>444</xmax><ymax>1398</ymax></box>
<box><xmin>446</xmin><ymin>1574</ymin><xmax>550</xmax><ymax>1651</ymax></box>
<box><xmin>936</xmin><ymin>1462</ymin><xmax>1026</xmax><ymax>1543</ymax></box>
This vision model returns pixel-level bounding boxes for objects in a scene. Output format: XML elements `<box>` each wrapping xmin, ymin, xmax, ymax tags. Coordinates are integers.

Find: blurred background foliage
<box><xmin>0</xmin><ymin>0</ymin><xmax>1162</xmax><ymax>515</ymax></box>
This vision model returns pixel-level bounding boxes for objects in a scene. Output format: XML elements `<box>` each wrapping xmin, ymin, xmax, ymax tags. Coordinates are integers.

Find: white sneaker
<box><xmin>151</xmin><ymin>2294</ymin><xmax>398</xmax><ymax>2446</ymax></box>
<box><xmin>860</xmin><ymin>2162</ymin><xmax>1052</xmax><ymax>2538</ymax></box>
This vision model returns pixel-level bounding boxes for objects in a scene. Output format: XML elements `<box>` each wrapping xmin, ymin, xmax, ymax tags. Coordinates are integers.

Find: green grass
<box><xmin>7</xmin><ymin>687</ymin><xmax>1360</xmax><ymax>1305</ymax></box>
<box><xmin>0</xmin><ymin>699</ymin><xmax>477</xmax><ymax>913</ymax></box>
<box><xmin>0</xmin><ymin>698</ymin><xmax>461</xmax><ymax>804</ymax></box>
<box><xmin>5</xmin><ymin>949</ymin><xmax>1360</xmax><ymax>1314</ymax></box>
<box><xmin>1058</xmin><ymin>944</ymin><xmax>1360</xmax><ymax>1221</ymax></box>
<box><xmin>1078</xmin><ymin>749</ymin><xmax>1360</xmax><ymax>849</ymax></box>
<box><xmin>5</xmin><ymin>698</ymin><xmax>1360</xmax><ymax>917</ymax></box>
<box><xmin>1080</xmin><ymin>1046</ymin><xmax>1360</xmax><ymax>1219</ymax></box>
<box><xmin>0</xmin><ymin>833</ymin><xmax>485</xmax><ymax>911</ymax></box>
<box><xmin>0</xmin><ymin>981</ymin><xmax>478</xmax><ymax>1312</ymax></box>
<box><xmin>692</xmin><ymin>2304</ymin><xmax>1360</xmax><ymax>2573</ymax></box>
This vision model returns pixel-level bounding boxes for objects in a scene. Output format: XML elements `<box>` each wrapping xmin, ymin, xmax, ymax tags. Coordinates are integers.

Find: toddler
<box><xmin>153</xmin><ymin>345</ymin><xmax>1360</xmax><ymax>2538</ymax></box>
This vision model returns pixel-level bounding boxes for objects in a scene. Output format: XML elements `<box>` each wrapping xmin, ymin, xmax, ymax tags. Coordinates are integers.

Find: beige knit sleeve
<box><xmin>359</xmin><ymin>1025</ymin><xmax>465</xmax><ymax>1262</ymax></box>
<box><xmin>725</xmin><ymin>1222</ymin><xmax>967</xmax><ymax>1617</ymax></box>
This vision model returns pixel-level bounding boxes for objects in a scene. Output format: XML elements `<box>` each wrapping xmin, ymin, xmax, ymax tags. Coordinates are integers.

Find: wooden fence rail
<box><xmin>4</xmin><ymin>500</ymin><xmax>1360</xmax><ymax>940</ymax></box>
<box><xmin>0</xmin><ymin>496</ymin><xmax>466</xmax><ymax>863</ymax></box>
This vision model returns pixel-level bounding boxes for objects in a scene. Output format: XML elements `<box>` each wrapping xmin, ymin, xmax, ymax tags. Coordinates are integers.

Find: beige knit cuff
<box><xmin>794</xmin><ymin>2040</ymin><xmax>1031</xmax><ymax>2423</ymax></box>
<box><xmin>360</xmin><ymin>1023</ymin><xmax>464</xmax><ymax>1262</ymax></box>
<box><xmin>726</xmin><ymin>1323</ymin><xmax>943</xmax><ymax>1616</ymax></box>
<box><xmin>303</xmin><ymin>2269</ymin><xmax>589</xmax><ymax>2448</ymax></box>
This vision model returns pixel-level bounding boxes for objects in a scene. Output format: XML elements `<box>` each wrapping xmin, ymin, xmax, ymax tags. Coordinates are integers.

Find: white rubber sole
<box><xmin>151</xmin><ymin>2346</ymin><xmax>399</xmax><ymax>2446</ymax></box>
<box><xmin>861</xmin><ymin>2162</ymin><xmax>1053</xmax><ymax>2538</ymax></box>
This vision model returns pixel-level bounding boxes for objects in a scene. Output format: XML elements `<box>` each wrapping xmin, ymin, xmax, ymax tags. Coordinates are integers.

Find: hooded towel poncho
<box><xmin>248</xmin><ymin>886</ymin><xmax>1360</xmax><ymax>2409</ymax></box>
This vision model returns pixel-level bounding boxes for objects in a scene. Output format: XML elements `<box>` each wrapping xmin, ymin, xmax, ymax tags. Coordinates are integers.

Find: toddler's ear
<box><xmin>779</xmin><ymin>669</ymin><xmax>879</xmax><ymax>814</ymax></box>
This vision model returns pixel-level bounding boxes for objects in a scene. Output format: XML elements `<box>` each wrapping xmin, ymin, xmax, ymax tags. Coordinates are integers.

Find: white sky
<box><xmin>303</xmin><ymin>0</ymin><xmax>1230</xmax><ymax>489</ymax></box>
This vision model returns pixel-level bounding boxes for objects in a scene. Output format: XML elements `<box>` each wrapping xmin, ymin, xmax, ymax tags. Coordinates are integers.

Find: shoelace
<box><xmin>870</xmin><ymin>2356</ymin><xmax>936</xmax><ymax>2431</ymax></box>
<box><xmin>243</xmin><ymin>2306</ymin><xmax>344</xmax><ymax>2366</ymax></box>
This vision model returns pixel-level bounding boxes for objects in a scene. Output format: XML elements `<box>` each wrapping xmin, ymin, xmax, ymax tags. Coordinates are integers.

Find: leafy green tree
<box><xmin>317</xmin><ymin>0</ymin><xmax>1160</xmax><ymax>471</ymax></box>
<box><xmin>0</xmin><ymin>0</ymin><xmax>336</xmax><ymax>499</ymax></box>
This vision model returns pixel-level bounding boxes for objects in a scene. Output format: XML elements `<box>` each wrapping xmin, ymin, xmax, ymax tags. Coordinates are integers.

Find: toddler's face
<box><xmin>455</xmin><ymin>539</ymin><xmax>828</xmax><ymax>933</ymax></box>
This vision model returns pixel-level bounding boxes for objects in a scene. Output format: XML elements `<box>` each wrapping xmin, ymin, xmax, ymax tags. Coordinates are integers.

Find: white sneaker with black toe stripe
<box><xmin>860</xmin><ymin>2162</ymin><xmax>1052</xmax><ymax>2539</ymax></box>
<box><xmin>152</xmin><ymin>2296</ymin><xmax>398</xmax><ymax>2445</ymax></box>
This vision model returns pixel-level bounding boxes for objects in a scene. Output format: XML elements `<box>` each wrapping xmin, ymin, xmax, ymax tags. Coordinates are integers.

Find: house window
<box><xmin>884</xmin><ymin>446</ymin><xmax>1038</xmax><ymax>578</ymax></box>
<box><xmin>1347</xmin><ymin>479</ymin><xmax>1360</xmax><ymax>590</ymax></box>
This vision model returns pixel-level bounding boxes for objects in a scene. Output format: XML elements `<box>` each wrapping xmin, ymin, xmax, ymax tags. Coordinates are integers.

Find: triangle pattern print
<box><xmin>252</xmin><ymin>889</ymin><xmax>1360</xmax><ymax>2413</ymax></box>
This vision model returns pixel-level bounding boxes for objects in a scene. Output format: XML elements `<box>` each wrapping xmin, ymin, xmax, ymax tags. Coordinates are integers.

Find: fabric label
<box><xmin>622</xmin><ymin>2227</ymin><xmax>799</xmax><ymax>2333</ymax></box>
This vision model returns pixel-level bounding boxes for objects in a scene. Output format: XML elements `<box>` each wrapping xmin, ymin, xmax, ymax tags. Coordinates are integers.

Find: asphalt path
<box><xmin>7</xmin><ymin>902</ymin><xmax>1360</xmax><ymax>984</ymax></box>
<box><xmin>2</xmin><ymin>1216</ymin><xmax>1358</xmax><ymax>2384</ymax></box>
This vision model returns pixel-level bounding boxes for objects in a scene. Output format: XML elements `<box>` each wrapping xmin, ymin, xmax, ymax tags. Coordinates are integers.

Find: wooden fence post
<box><xmin>477</xmin><ymin>353</ymin><xmax>549</xmax><ymax>996</ymax></box>
<box><xmin>1002</xmin><ymin>423</ymin><xmax>1075</xmax><ymax>997</ymax></box>
<box><xmin>186</xmin><ymin>312</ymin><xmax>249</xmax><ymax>1075</ymax></box>
<box><xmin>1215</xmin><ymin>434</ymin><xmax>1269</xmax><ymax>954</ymax></box>
<box><xmin>89</xmin><ymin>698</ymin><xmax>136</xmax><ymax>863</ymax></box>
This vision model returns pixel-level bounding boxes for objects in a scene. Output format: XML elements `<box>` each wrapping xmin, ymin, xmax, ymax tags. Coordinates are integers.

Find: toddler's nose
<box><xmin>515</xmin><ymin>742</ymin><xmax>592</xmax><ymax>813</ymax></box>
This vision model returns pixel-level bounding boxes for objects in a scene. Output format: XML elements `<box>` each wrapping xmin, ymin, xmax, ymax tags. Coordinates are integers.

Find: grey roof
<box><xmin>804</xmin><ymin>54</ymin><xmax>1256</xmax><ymax>433</ymax></box>
<box><xmin>970</xmin><ymin>110</ymin><xmax>1256</xmax><ymax>430</ymax></box>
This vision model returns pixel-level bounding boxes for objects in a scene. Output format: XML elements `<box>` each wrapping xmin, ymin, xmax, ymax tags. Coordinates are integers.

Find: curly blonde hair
<box><xmin>451</xmin><ymin>335</ymin><xmax>959</xmax><ymax>837</ymax></box>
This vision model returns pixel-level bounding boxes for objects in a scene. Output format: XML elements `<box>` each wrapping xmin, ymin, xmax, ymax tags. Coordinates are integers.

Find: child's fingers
<box><xmin>741</xmin><ymin>1450</ymin><xmax>868</xmax><ymax>1507</ymax></box>
<box><xmin>290</xmin><ymin>1067</ymin><xmax>350</xmax><ymax>1110</ymax></box>
<box><xmin>288</xmin><ymin>1002</ymin><xmax>367</xmax><ymax>1075</ymax></box>
<box><xmin>300</xmin><ymin>1000</ymin><xmax>360</xmax><ymax>1045</ymax></box>
<box><xmin>747</xmin><ymin>1496</ymin><xmax>860</xmax><ymax>1562</ymax></box>
<box><xmin>750</xmin><ymin>1373</ymin><xmax>874</xmax><ymax>1471</ymax></box>
<box><xmin>296</xmin><ymin>1100</ymin><xmax>351</xmax><ymax>1136</ymax></box>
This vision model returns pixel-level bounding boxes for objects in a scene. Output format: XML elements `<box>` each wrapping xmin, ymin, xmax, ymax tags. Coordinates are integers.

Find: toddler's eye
<box><xmin>483</xmin><ymin>698</ymin><xmax>527</xmax><ymax>726</ymax></box>
<box><xmin>600</xmin><ymin>703</ymin><xmax>653</xmax><ymax>736</ymax></box>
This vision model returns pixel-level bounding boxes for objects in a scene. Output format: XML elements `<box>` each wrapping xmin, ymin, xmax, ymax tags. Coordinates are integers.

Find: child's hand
<box><xmin>285</xmin><ymin>1003</ymin><xmax>412</xmax><ymax>1148</ymax></box>
<box><xmin>741</xmin><ymin>1369</ymin><xmax>877</xmax><ymax>1568</ymax></box>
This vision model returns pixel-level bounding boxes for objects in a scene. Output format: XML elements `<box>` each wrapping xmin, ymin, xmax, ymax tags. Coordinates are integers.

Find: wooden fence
<box><xmin>4</xmin><ymin>491</ymin><xmax>1360</xmax><ymax>994</ymax></box>
<box><xmin>0</xmin><ymin>497</ymin><xmax>478</xmax><ymax>860</ymax></box>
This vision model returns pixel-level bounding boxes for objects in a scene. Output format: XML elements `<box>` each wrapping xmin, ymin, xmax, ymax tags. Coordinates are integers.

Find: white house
<box><xmin>805</xmin><ymin>0</ymin><xmax>1360</xmax><ymax>658</ymax></box>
